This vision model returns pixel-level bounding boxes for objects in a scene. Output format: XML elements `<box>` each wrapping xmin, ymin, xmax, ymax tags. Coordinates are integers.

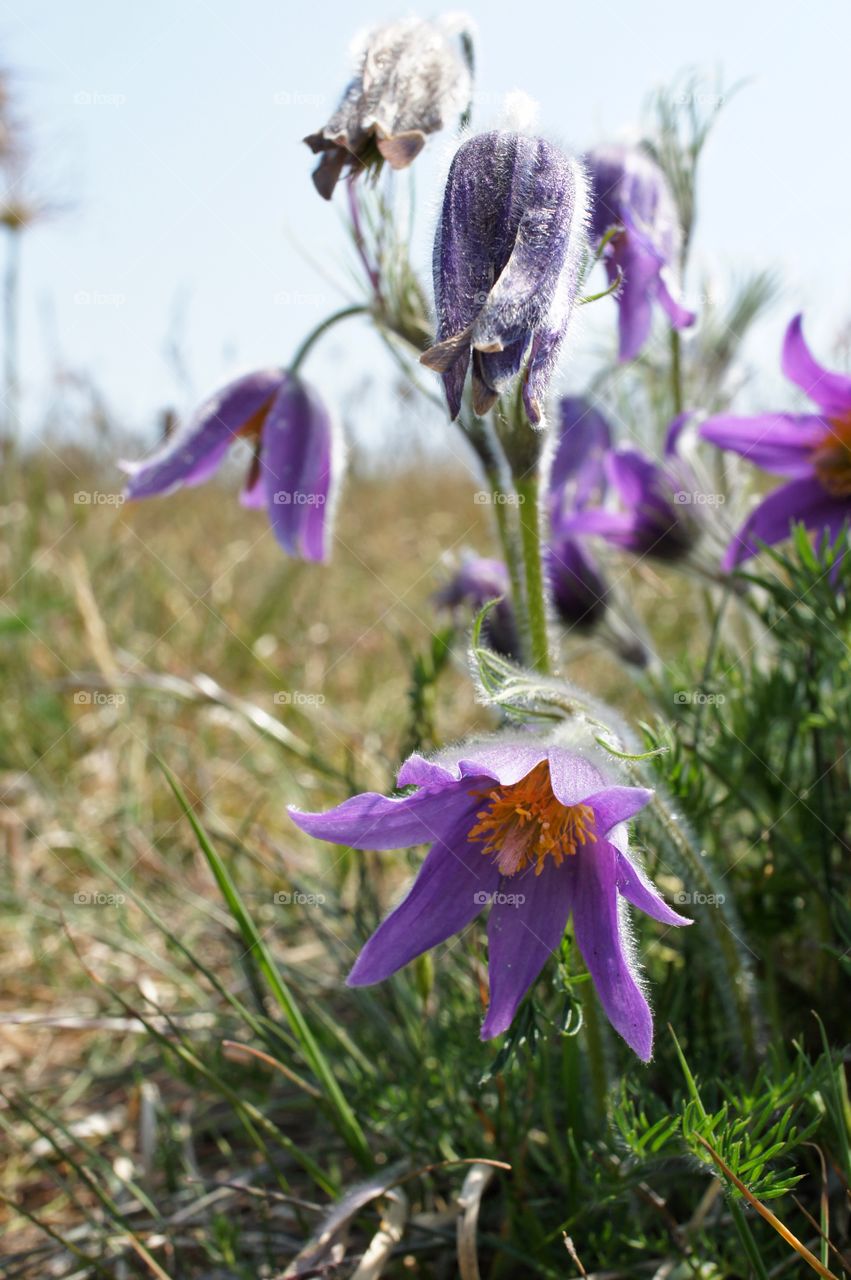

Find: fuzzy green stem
<box><xmin>288</xmin><ymin>304</ymin><xmax>370</xmax><ymax>376</ymax></box>
<box><xmin>515</xmin><ymin>473</ymin><xmax>551</xmax><ymax>674</ymax></box>
<box><xmin>670</xmin><ymin>327</ymin><xmax>684</xmax><ymax>417</ymax></box>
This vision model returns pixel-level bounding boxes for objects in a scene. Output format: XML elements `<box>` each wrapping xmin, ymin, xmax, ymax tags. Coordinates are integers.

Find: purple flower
<box><xmin>547</xmin><ymin>397</ymin><xmax>611</xmax><ymax>626</ymax></box>
<box><xmin>547</xmin><ymin>532</ymin><xmax>608</xmax><ymax>630</ymax></box>
<box><xmin>563</xmin><ymin>418</ymin><xmax>697</xmax><ymax>561</ymax></box>
<box><xmin>586</xmin><ymin>145</ymin><xmax>695</xmax><ymax>362</ymax></box>
<box><xmin>700</xmin><ymin>314</ymin><xmax>851</xmax><ymax>568</ymax></box>
<box><xmin>304</xmin><ymin>16</ymin><xmax>473</xmax><ymax>200</ymax></box>
<box><xmin>421</xmin><ymin>131</ymin><xmax>587</xmax><ymax>425</ymax></box>
<box><xmin>122</xmin><ymin>369</ymin><xmax>338</xmax><ymax>562</ymax></box>
<box><xmin>289</xmin><ymin>737</ymin><xmax>690</xmax><ymax>1059</ymax></box>
<box><xmin>433</xmin><ymin>554</ymin><xmax>520</xmax><ymax>658</ymax></box>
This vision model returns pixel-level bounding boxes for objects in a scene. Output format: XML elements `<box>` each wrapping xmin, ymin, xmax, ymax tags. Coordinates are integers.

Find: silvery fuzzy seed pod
<box><xmin>304</xmin><ymin>15</ymin><xmax>474</xmax><ymax>200</ymax></box>
<box><xmin>421</xmin><ymin>130</ymin><xmax>587</xmax><ymax>427</ymax></box>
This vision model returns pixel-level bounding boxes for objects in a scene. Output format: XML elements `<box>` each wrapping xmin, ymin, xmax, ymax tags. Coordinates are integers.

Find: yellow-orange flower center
<box><xmin>468</xmin><ymin>760</ymin><xmax>596</xmax><ymax>877</ymax></box>
<box><xmin>813</xmin><ymin>412</ymin><xmax>851</xmax><ymax>497</ymax></box>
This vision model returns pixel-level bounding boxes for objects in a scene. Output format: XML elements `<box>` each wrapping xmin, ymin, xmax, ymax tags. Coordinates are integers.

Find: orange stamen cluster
<box><xmin>813</xmin><ymin>412</ymin><xmax>851</xmax><ymax>497</ymax></box>
<box><xmin>468</xmin><ymin>760</ymin><xmax>596</xmax><ymax>877</ymax></box>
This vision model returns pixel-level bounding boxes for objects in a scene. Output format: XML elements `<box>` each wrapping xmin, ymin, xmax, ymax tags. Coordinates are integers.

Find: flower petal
<box><xmin>700</xmin><ymin>413</ymin><xmax>825</xmax><ymax>475</ymax></box>
<box><xmin>723</xmin><ymin>475</ymin><xmax>848</xmax><ymax>569</ymax></box>
<box><xmin>347</xmin><ymin>809</ymin><xmax>499</xmax><ymax>985</ymax></box>
<box><xmin>262</xmin><ymin>377</ymin><xmax>335</xmax><ymax>562</ymax></box>
<box><xmin>656</xmin><ymin>271</ymin><xmax>696</xmax><ymax>331</ymax></box>
<box><xmin>545</xmin><ymin>748</ymin><xmax>605</xmax><ymax>805</ymax></box>
<box><xmin>781</xmin><ymin>314</ymin><xmax>851</xmax><ymax>415</ymax></box>
<box><xmin>481</xmin><ymin>863</ymin><xmax>573</xmax><ymax>1038</ymax></box>
<box><xmin>123</xmin><ymin>370</ymin><xmax>283</xmax><ymax>499</ymax></box>
<box><xmin>615</xmin><ymin>850</ymin><xmax>692</xmax><ymax>927</ymax></box>
<box><xmin>288</xmin><ymin>779</ymin><xmax>473</xmax><ymax>851</ymax></box>
<box><xmin>614</xmin><ymin>246</ymin><xmax>656</xmax><ymax>362</ymax></box>
<box><xmin>572</xmin><ymin>839</ymin><xmax>653</xmax><ymax>1060</ymax></box>
<box><xmin>550</xmin><ymin>398</ymin><xmax>612</xmax><ymax>507</ymax></box>
<box><xmin>583</xmin><ymin>786</ymin><xmax>653</xmax><ymax>836</ymax></box>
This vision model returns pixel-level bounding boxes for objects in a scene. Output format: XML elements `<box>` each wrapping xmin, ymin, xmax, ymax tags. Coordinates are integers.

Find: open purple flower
<box><xmin>700</xmin><ymin>314</ymin><xmax>851</xmax><ymax>568</ymax></box>
<box><xmin>289</xmin><ymin>737</ymin><xmax>690</xmax><ymax>1059</ymax></box>
<box><xmin>122</xmin><ymin>369</ymin><xmax>338</xmax><ymax>562</ymax></box>
<box><xmin>421</xmin><ymin>131</ymin><xmax>587</xmax><ymax>425</ymax></box>
<box><xmin>587</xmin><ymin>145</ymin><xmax>695</xmax><ymax>362</ymax></box>
<box><xmin>563</xmin><ymin>418</ymin><xmax>698</xmax><ymax>561</ymax></box>
<box><xmin>433</xmin><ymin>554</ymin><xmax>520</xmax><ymax>658</ymax></box>
<box><xmin>304</xmin><ymin>16</ymin><xmax>473</xmax><ymax>200</ymax></box>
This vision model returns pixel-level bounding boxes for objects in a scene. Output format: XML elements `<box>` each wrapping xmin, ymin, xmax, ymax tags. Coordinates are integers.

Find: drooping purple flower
<box><xmin>547</xmin><ymin>397</ymin><xmax>611</xmax><ymax>626</ymax></box>
<box><xmin>289</xmin><ymin>736</ymin><xmax>690</xmax><ymax>1059</ymax></box>
<box><xmin>421</xmin><ymin>131</ymin><xmax>587</xmax><ymax>426</ymax></box>
<box><xmin>304</xmin><ymin>16</ymin><xmax>473</xmax><ymax>200</ymax></box>
<box><xmin>122</xmin><ymin>370</ymin><xmax>338</xmax><ymax>562</ymax></box>
<box><xmin>586</xmin><ymin>145</ymin><xmax>695</xmax><ymax>362</ymax></box>
<box><xmin>700</xmin><ymin>314</ymin><xmax>851</xmax><ymax>568</ymax></box>
<box><xmin>563</xmin><ymin>418</ymin><xmax>698</xmax><ymax>561</ymax></box>
<box><xmin>433</xmin><ymin>554</ymin><xmax>520</xmax><ymax>658</ymax></box>
<box><xmin>547</xmin><ymin>531</ymin><xmax>608</xmax><ymax>630</ymax></box>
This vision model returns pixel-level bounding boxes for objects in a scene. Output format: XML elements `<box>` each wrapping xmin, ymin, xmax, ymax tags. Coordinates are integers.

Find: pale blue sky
<box><xmin>2</xmin><ymin>0</ymin><xmax>849</xmax><ymax>450</ymax></box>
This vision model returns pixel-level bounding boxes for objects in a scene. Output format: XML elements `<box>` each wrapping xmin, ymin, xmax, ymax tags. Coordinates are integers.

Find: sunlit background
<box><xmin>3</xmin><ymin>0</ymin><xmax>850</xmax><ymax>453</ymax></box>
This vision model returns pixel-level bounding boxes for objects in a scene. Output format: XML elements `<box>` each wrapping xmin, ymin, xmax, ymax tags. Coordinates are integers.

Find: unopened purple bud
<box><xmin>586</xmin><ymin>145</ymin><xmax>695</xmax><ymax>361</ymax></box>
<box><xmin>547</xmin><ymin>532</ymin><xmax>608</xmax><ymax>630</ymax></box>
<box><xmin>433</xmin><ymin>554</ymin><xmax>520</xmax><ymax>658</ymax></box>
<box><xmin>305</xmin><ymin>16</ymin><xmax>473</xmax><ymax>199</ymax></box>
<box><xmin>421</xmin><ymin>131</ymin><xmax>587</xmax><ymax>426</ymax></box>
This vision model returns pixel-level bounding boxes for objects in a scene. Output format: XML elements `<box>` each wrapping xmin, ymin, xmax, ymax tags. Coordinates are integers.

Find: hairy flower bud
<box><xmin>421</xmin><ymin>131</ymin><xmax>587</xmax><ymax>426</ymax></box>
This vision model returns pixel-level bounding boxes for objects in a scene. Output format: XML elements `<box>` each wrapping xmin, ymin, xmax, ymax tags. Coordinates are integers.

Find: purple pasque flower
<box><xmin>289</xmin><ymin>735</ymin><xmax>690</xmax><ymax>1059</ymax></box>
<box><xmin>304</xmin><ymin>16</ymin><xmax>473</xmax><ymax>200</ymax></box>
<box><xmin>586</xmin><ymin>145</ymin><xmax>695</xmax><ymax>362</ymax></box>
<box><xmin>700</xmin><ymin>314</ymin><xmax>851</xmax><ymax>569</ymax></box>
<box><xmin>421</xmin><ymin>131</ymin><xmax>587</xmax><ymax>426</ymax></box>
<box><xmin>563</xmin><ymin>416</ymin><xmax>698</xmax><ymax>561</ymax></box>
<box><xmin>547</xmin><ymin>531</ymin><xmax>608</xmax><ymax>630</ymax></box>
<box><xmin>433</xmin><ymin>554</ymin><xmax>520</xmax><ymax>658</ymax></box>
<box><xmin>547</xmin><ymin>397</ymin><xmax>611</xmax><ymax>627</ymax></box>
<box><xmin>122</xmin><ymin>369</ymin><xmax>338</xmax><ymax>563</ymax></box>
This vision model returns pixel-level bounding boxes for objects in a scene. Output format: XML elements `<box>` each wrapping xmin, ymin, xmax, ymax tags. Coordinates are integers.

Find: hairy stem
<box><xmin>515</xmin><ymin>473</ymin><xmax>551</xmax><ymax>674</ymax></box>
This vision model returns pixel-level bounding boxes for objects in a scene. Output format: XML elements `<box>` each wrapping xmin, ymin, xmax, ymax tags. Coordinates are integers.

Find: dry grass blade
<box><xmin>694</xmin><ymin>1135</ymin><xmax>840</xmax><ymax>1280</ymax></box>
<box><xmin>456</xmin><ymin>1162</ymin><xmax>494</xmax><ymax>1280</ymax></box>
<box><xmin>350</xmin><ymin>1187</ymin><xmax>408</xmax><ymax>1280</ymax></box>
<box><xmin>282</xmin><ymin>1165</ymin><xmax>409</xmax><ymax>1279</ymax></box>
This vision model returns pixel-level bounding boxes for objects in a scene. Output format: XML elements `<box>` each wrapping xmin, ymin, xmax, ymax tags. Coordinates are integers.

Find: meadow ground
<box><xmin>1</xmin><ymin>443</ymin><xmax>848</xmax><ymax>1279</ymax></box>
